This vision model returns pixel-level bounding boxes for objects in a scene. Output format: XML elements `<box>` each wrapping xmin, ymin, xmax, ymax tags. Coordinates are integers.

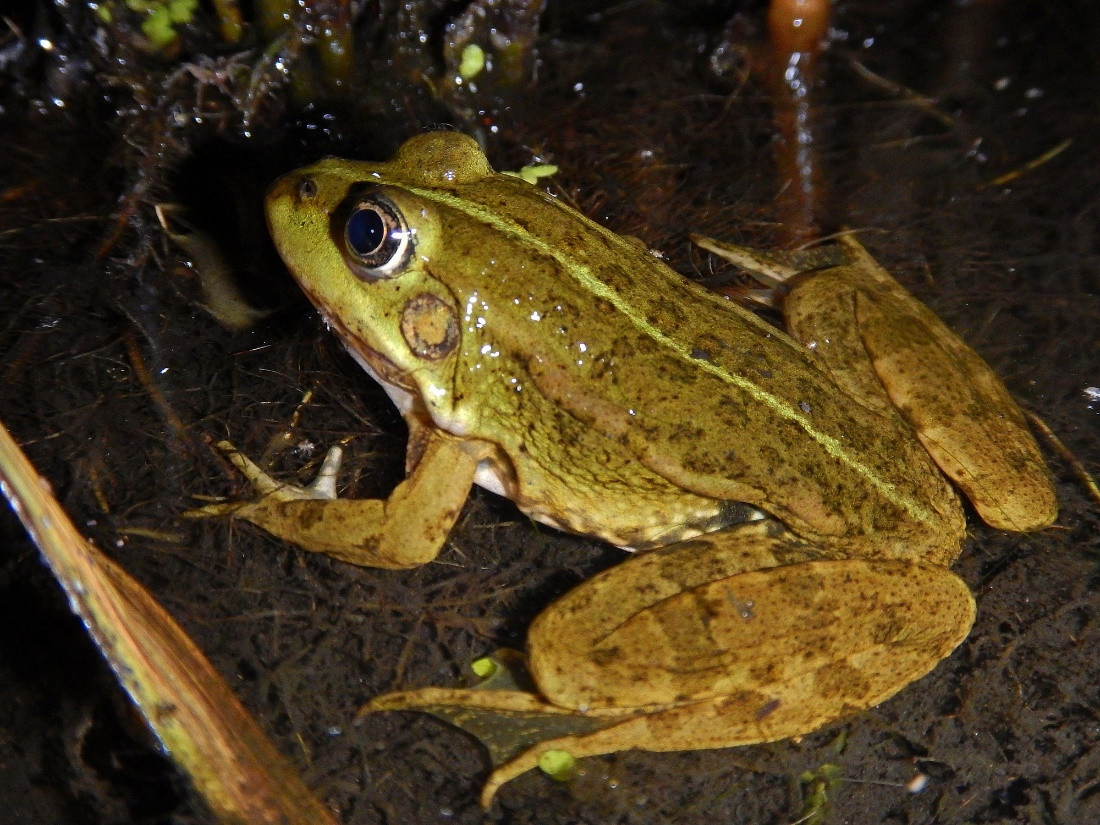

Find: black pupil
<box><xmin>346</xmin><ymin>207</ymin><xmax>386</xmax><ymax>257</ymax></box>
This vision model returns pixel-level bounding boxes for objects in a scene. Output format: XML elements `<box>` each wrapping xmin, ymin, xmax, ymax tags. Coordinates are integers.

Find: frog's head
<box><xmin>264</xmin><ymin>132</ymin><xmax>495</xmax><ymax>422</ymax></box>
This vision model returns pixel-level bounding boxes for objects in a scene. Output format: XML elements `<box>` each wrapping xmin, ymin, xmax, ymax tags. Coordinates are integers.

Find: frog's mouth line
<box><xmin>310</xmin><ymin>302</ymin><xmax>420</xmax><ymax>416</ymax></box>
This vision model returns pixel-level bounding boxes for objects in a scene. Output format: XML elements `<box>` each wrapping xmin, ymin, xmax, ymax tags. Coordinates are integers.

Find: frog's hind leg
<box><xmin>367</xmin><ymin>522</ymin><xmax>975</xmax><ymax>806</ymax></box>
<box><xmin>494</xmin><ymin>523</ymin><xmax>974</xmax><ymax>802</ymax></box>
<box><xmin>778</xmin><ymin>235</ymin><xmax>1057</xmax><ymax>532</ymax></box>
<box><xmin>693</xmin><ymin>233</ymin><xmax>1057</xmax><ymax>533</ymax></box>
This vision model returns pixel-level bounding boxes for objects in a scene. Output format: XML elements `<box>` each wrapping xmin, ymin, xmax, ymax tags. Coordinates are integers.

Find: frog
<box><xmin>196</xmin><ymin>130</ymin><xmax>1057</xmax><ymax>807</ymax></box>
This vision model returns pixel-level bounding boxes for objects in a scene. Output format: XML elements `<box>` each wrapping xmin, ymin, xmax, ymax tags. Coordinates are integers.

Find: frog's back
<box><xmin>416</xmin><ymin>171</ymin><xmax>964</xmax><ymax>563</ymax></box>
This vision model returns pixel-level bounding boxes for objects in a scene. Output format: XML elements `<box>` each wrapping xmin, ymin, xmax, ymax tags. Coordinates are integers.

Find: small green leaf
<box><xmin>141</xmin><ymin>6</ymin><xmax>178</xmax><ymax>49</ymax></box>
<box><xmin>537</xmin><ymin>749</ymin><xmax>577</xmax><ymax>782</ymax></box>
<box><xmin>458</xmin><ymin>44</ymin><xmax>485</xmax><ymax>80</ymax></box>
<box><xmin>503</xmin><ymin>164</ymin><xmax>559</xmax><ymax>185</ymax></box>
<box><xmin>168</xmin><ymin>0</ymin><xmax>198</xmax><ymax>24</ymax></box>
<box><xmin>471</xmin><ymin>657</ymin><xmax>498</xmax><ymax>679</ymax></box>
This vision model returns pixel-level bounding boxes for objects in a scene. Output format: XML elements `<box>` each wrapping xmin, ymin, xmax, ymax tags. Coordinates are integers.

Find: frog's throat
<box><xmin>400</xmin><ymin>183</ymin><xmax>933</xmax><ymax>526</ymax></box>
<box><xmin>314</xmin><ymin>305</ymin><xmax>419</xmax><ymax>417</ymax></box>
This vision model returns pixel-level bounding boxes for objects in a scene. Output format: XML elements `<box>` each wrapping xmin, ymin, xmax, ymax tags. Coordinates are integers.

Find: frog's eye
<box><xmin>342</xmin><ymin>194</ymin><xmax>413</xmax><ymax>279</ymax></box>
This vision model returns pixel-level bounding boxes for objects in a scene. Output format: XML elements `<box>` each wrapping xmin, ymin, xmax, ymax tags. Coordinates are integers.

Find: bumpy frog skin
<box><xmin>202</xmin><ymin>131</ymin><xmax>1057</xmax><ymax>806</ymax></box>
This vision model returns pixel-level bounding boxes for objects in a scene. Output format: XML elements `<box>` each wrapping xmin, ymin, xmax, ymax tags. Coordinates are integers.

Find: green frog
<box><xmin>198</xmin><ymin>131</ymin><xmax>1056</xmax><ymax>806</ymax></box>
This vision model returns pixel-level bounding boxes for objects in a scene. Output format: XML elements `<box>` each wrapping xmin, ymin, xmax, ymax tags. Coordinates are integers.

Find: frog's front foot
<box><xmin>185</xmin><ymin>439</ymin><xmax>363</xmax><ymax>557</ymax></box>
<box><xmin>186</xmin><ymin>430</ymin><xmax>487</xmax><ymax>569</ymax></box>
<box><xmin>187</xmin><ymin>440</ymin><xmax>343</xmax><ymax>516</ymax></box>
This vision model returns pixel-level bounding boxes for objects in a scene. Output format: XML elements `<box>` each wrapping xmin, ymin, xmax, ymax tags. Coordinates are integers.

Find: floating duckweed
<box><xmin>796</xmin><ymin>763</ymin><xmax>842</xmax><ymax>825</ymax></box>
<box><xmin>503</xmin><ymin>163</ymin><xmax>559</xmax><ymax>185</ymax></box>
<box><xmin>470</xmin><ymin>657</ymin><xmax>498</xmax><ymax>679</ymax></box>
<box><xmin>458</xmin><ymin>44</ymin><xmax>486</xmax><ymax>80</ymax></box>
<box><xmin>121</xmin><ymin>0</ymin><xmax>198</xmax><ymax>49</ymax></box>
<box><xmin>537</xmin><ymin>749</ymin><xmax>577</xmax><ymax>782</ymax></box>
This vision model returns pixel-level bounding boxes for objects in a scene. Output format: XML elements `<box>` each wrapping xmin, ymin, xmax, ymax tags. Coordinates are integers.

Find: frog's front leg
<box><xmin>188</xmin><ymin>429</ymin><xmax>489</xmax><ymax>569</ymax></box>
<box><xmin>366</xmin><ymin>521</ymin><xmax>975</xmax><ymax>806</ymax></box>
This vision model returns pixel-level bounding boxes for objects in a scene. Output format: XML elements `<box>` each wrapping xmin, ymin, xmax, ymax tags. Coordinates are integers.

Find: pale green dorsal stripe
<box><xmin>398</xmin><ymin>182</ymin><xmax>924</xmax><ymax>522</ymax></box>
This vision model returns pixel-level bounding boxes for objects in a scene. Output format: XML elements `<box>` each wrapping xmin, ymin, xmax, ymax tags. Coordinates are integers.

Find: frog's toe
<box><xmin>181</xmin><ymin>499</ymin><xmax>246</xmax><ymax>519</ymax></box>
<box><xmin>182</xmin><ymin>441</ymin><xmax>344</xmax><ymax>527</ymax></box>
<box><xmin>205</xmin><ymin>440</ymin><xmax>342</xmax><ymax>504</ymax></box>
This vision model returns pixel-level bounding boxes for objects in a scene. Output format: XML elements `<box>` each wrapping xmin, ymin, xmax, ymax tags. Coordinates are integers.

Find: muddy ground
<box><xmin>0</xmin><ymin>1</ymin><xmax>1098</xmax><ymax>823</ymax></box>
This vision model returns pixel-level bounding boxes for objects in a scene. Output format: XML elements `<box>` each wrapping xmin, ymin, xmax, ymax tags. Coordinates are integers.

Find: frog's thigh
<box><xmin>529</xmin><ymin>523</ymin><xmax>975</xmax><ymax>722</ymax></box>
<box><xmin>224</xmin><ymin>430</ymin><xmax>485</xmax><ymax>569</ymax></box>
<box><xmin>784</xmin><ymin>237</ymin><xmax>1056</xmax><ymax>531</ymax></box>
